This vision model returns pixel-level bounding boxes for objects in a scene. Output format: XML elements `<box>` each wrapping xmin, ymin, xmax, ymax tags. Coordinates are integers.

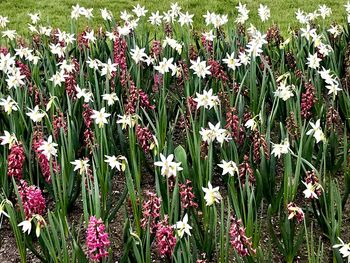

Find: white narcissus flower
<box><xmin>18</xmin><ymin>220</ymin><xmax>32</xmax><ymax>235</ymax></box>
<box><xmin>100</xmin><ymin>59</ymin><xmax>117</xmax><ymax>79</ymax></box>
<box><xmin>190</xmin><ymin>57</ymin><xmax>211</xmax><ymax>79</ymax></box>
<box><xmin>86</xmin><ymin>57</ymin><xmax>101</xmax><ymax>70</ymax></box>
<box><xmin>149</xmin><ymin>11</ymin><xmax>163</xmax><ymax>26</ymax></box>
<box><xmin>71</xmin><ymin>159</ymin><xmax>90</xmax><ymax>175</ymax></box>
<box><xmin>117</xmin><ymin>114</ymin><xmax>138</xmax><ymax>130</ymax></box>
<box><xmin>102</xmin><ymin>93</ymin><xmax>119</xmax><ymax>106</ymax></box>
<box><xmin>200</xmin><ymin>122</ymin><xmax>230</xmax><ymax>145</ymax></box>
<box><xmin>0</xmin><ymin>52</ymin><xmax>15</xmax><ymax>73</ymax></box>
<box><xmin>274</xmin><ymin>82</ymin><xmax>295</xmax><ymax>101</ymax></box>
<box><xmin>26</xmin><ymin>105</ymin><xmax>46</xmax><ymax>123</ymax></box>
<box><xmin>223</xmin><ymin>52</ymin><xmax>241</xmax><ymax>71</ymax></box>
<box><xmin>28</xmin><ymin>13</ymin><xmax>40</xmax><ymax>24</ymax></box>
<box><xmin>178</xmin><ymin>11</ymin><xmax>194</xmax><ymax>27</ymax></box>
<box><xmin>202</xmin><ymin>30</ymin><xmax>216</xmax><ymax>41</ymax></box>
<box><xmin>154</xmin><ymin>57</ymin><xmax>174</xmax><ymax>74</ymax></box>
<box><xmin>105</xmin><ymin>155</ymin><xmax>127</xmax><ymax>171</ymax></box>
<box><xmin>38</xmin><ymin>135</ymin><xmax>58</xmax><ymax>161</ymax></box>
<box><xmin>318</xmin><ymin>5</ymin><xmax>332</xmax><ymax>20</ymax></box>
<box><xmin>333</xmin><ymin>238</ymin><xmax>350</xmax><ymax>262</ymax></box>
<box><xmin>244</xmin><ymin>118</ymin><xmax>257</xmax><ymax>131</ymax></box>
<box><xmin>2</xmin><ymin>30</ymin><xmax>17</xmax><ymax>40</ymax></box>
<box><xmin>306</xmin><ymin>53</ymin><xmax>321</xmax><ymax>69</ymax></box>
<box><xmin>202</xmin><ymin>182</ymin><xmax>222</xmax><ymax>206</ymax></box>
<box><xmin>193</xmin><ymin>89</ymin><xmax>219</xmax><ymax>110</ymax></box>
<box><xmin>130</xmin><ymin>45</ymin><xmax>147</xmax><ymax>64</ymax></box>
<box><xmin>49</xmin><ymin>70</ymin><xmax>68</xmax><ymax>87</ymax></box>
<box><xmin>91</xmin><ymin>107</ymin><xmax>111</xmax><ymax>128</ymax></box>
<box><xmin>132</xmin><ymin>4</ymin><xmax>148</xmax><ymax>17</ymax></box>
<box><xmin>239</xmin><ymin>52</ymin><xmax>250</xmax><ymax>66</ymax></box>
<box><xmin>0</xmin><ymin>200</ymin><xmax>11</xmax><ymax>218</ymax></box>
<box><xmin>0</xmin><ymin>131</ymin><xmax>17</xmax><ymax>148</ymax></box>
<box><xmin>218</xmin><ymin>160</ymin><xmax>238</xmax><ymax>176</ymax></box>
<box><xmin>326</xmin><ymin>82</ymin><xmax>342</xmax><ymax>96</ymax></box>
<box><xmin>100</xmin><ymin>8</ymin><xmax>113</xmax><ymax>21</ymax></box>
<box><xmin>302</xmin><ymin>181</ymin><xmax>319</xmax><ymax>199</ymax></box>
<box><xmin>6</xmin><ymin>68</ymin><xmax>26</xmax><ymax>89</ymax></box>
<box><xmin>0</xmin><ymin>16</ymin><xmax>9</xmax><ymax>28</ymax></box>
<box><xmin>306</xmin><ymin>119</ymin><xmax>325</xmax><ymax>143</ymax></box>
<box><xmin>83</xmin><ymin>30</ymin><xmax>96</xmax><ymax>44</ymax></box>
<box><xmin>0</xmin><ymin>96</ymin><xmax>18</xmax><ymax>114</ymax></box>
<box><xmin>76</xmin><ymin>85</ymin><xmax>94</xmax><ymax>103</ymax></box>
<box><xmin>271</xmin><ymin>139</ymin><xmax>290</xmax><ymax>158</ymax></box>
<box><xmin>154</xmin><ymin>153</ymin><xmax>183</xmax><ymax>178</ymax></box>
<box><xmin>173</xmin><ymin>214</ymin><xmax>192</xmax><ymax>238</ymax></box>
<box><xmin>258</xmin><ymin>4</ymin><xmax>270</xmax><ymax>22</ymax></box>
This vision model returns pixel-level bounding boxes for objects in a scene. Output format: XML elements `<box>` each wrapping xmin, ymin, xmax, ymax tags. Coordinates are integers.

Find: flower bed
<box><xmin>1</xmin><ymin>2</ymin><xmax>350</xmax><ymax>262</ymax></box>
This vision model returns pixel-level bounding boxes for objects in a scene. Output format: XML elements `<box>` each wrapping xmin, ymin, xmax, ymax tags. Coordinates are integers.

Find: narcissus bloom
<box><xmin>193</xmin><ymin>89</ymin><xmax>219</xmax><ymax>110</ymax></box>
<box><xmin>202</xmin><ymin>182</ymin><xmax>222</xmax><ymax>206</ymax></box>
<box><xmin>102</xmin><ymin>93</ymin><xmax>119</xmax><ymax>106</ymax></box>
<box><xmin>154</xmin><ymin>153</ymin><xmax>183</xmax><ymax>178</ymax></box>
<box><xmin>258</xmin><ymin>4</ymin><xmax>270</xmax><ymax>22</ymax></box>
<box><xmin>190</xmin><ymin>57</ymin><xmax>211</xmax><ymax>78</ymax></box>
<box><xmin>18</xmin><ymin>220</ymin><xmax>32</xmax><ymax>235</ymax></box>
<box><xmin>306</xmin><ymin>119</ymin><xmax>325</xmax><ymax>143</ymax></box>
<box><xmin>200</xmin><ymin>122</ymin><xmax>230</xmax><ymax>145</ymax></box>
<box><xmin>271</xmin><ymin>139</ymin><xmax>290</xmax><ymax>158</ymax></box>
<box><xmin>100</xmin><ymin>59</ymin><xmax>117</xmax><ymax>79</ymax></box>
<box><xmin>0</xmin><ymin>96</ymin><xmax>18</xmax><ymax>114</ymax></box>
<box><xmin>0</xmin><ymin>130</ymin><xmax>17</xmax><ymax>148</ymax></box>
<box><xmin>38</xmin><ymin>136</ymin><xmax>58</xmax><ymax>161</ymax></box>
<box><xmin>333</xmin><ymin>238</ymin><xmax>350</xmax><ymax>262</ymax></box>
<box><xmin>154</xmin><ymin>57</ymin><xmax>174</xmax><ymax>74</ymax></box>
<box><xmin>130</xmin><ymin>45</ymin><xmax>147</xmax><ymax>64</ymax></box>
<box><xmin>71</xmin><ymin>159</ymin><xmax>90</xmax><ymax>175</ymax></box>
<box><xmin>218</xmin><ymin>160</ymin><xmax>239</xmax><ymax>176</ymax></box>
<box><xmin>223</xmin><ymin>52</ymin><xmax>241</xmax><ymax>71</ymax></box>
<box><xmin>117</xmin><ymin>114</ymin><xmax>138</xmax><ymax>130</ymax></box>
<box><xmin>91</xmin><ymin>107</ymin><xmax>111</xmax><ymax>128</ymax></box>
<box><xmin>274</xmin><ymin>82</ymin><xmax>295</xmax><ymax>101</ymax></box>
<box><xmin>173</xmin><ymin>214</ymin><xmax>192</xmax><ymax>238</ymax></box>
<box><xmin>149</xmin><ymin>11</ymin><xmax>163</xmax><ymax>26</ymax></box>
<box><xmin>26</xmin><ymin>106</ymin><xmax>46</xmax><ymax>123</ymax></box>
<box><xmin>104</xmin><ymin>155</ymin><xmax>127</xmax><ymax>171</ymax></box>
<box><xmin>306</xmin><ymin>53</ymin><xmax>321</xmax><ymax>69</ymax></box>
<box><xmin>302</xmin><ymin>181</ymin><xmax>321</xmax><ymax>199</ymax></box>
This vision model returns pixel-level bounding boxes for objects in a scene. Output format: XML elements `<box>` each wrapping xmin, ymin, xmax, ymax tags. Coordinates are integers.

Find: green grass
<box><xmin>1</xmin><ymin>0</ymin><xmax>347</xmax><ymax>35</ymax></box>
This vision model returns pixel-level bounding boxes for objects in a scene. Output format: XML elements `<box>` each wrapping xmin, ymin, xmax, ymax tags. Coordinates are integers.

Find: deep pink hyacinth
<box><xmin>301</xmin><ymin>82</ymin><xmax>317</xmax><ymax>119</ymax></box>
<box><xmin>208</xmin><ymin>59</ymin><xmax>228</xmax><ymax>83</ymax></box>
<box><xmin>86</xmin><ymin>216</ymin><xmax>110</xmax><ymax>262</ymax></box>
<box><xmin>229</xmin><ymin>216</ymin><xmax>256</xmax><ymax>257</ymax></box>
<box><xmin>16</xmin><ymin>60</ymin><xmax>31</xmax><ymax>80</ymax></box>
<box><xmin>179</xmin><ymin>180</ymin><xmax>198</xmax><ymax>209</ymax></box>
<box><xmin>0</xmin><ymin>46</ymin><xmax>9</xmax><ymax>55</ymax></box>
<box><xmin>141</xmin><ymin>191</ymin><xmax>161</xmax><ymax>233</ymax></box>
<box><xmin>225</xmin><ymin>108</ymin><xmax>245</xmax><ymax>145</ymax></box>
<box><xmin>113</xmin><ymin>32</ymin><xmax>127</xmax><ymax>73</ymax></box>
<box><xmin>7</xmin><ymin>143</ymin><xmax>25</xmax><ymax>180</ymax></box>
<box><xmin>155</xmin><ymin>216</ymin><xmax>176</xmax><ymax>258</ymax></box>
<box><xmin>136</xmin><ymin>124</ymin><xmax>155</xmax><ymax>154</ymax></box>
<box><xmin>17</xmin><ymin>180</ymin><xmax>46</xmax><ymax>219</ymax></box>
<box><xmin>125</xmin><ymin>78</ymin><xmax>155</xmax><ymax>114</ymax></box>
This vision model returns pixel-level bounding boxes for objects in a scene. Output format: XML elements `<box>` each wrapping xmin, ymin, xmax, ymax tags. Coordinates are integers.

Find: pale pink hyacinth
<box><xmin>86</xmin><ymin>216</ymin><xmax>110</xmax><ymax>262</ymax></box>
